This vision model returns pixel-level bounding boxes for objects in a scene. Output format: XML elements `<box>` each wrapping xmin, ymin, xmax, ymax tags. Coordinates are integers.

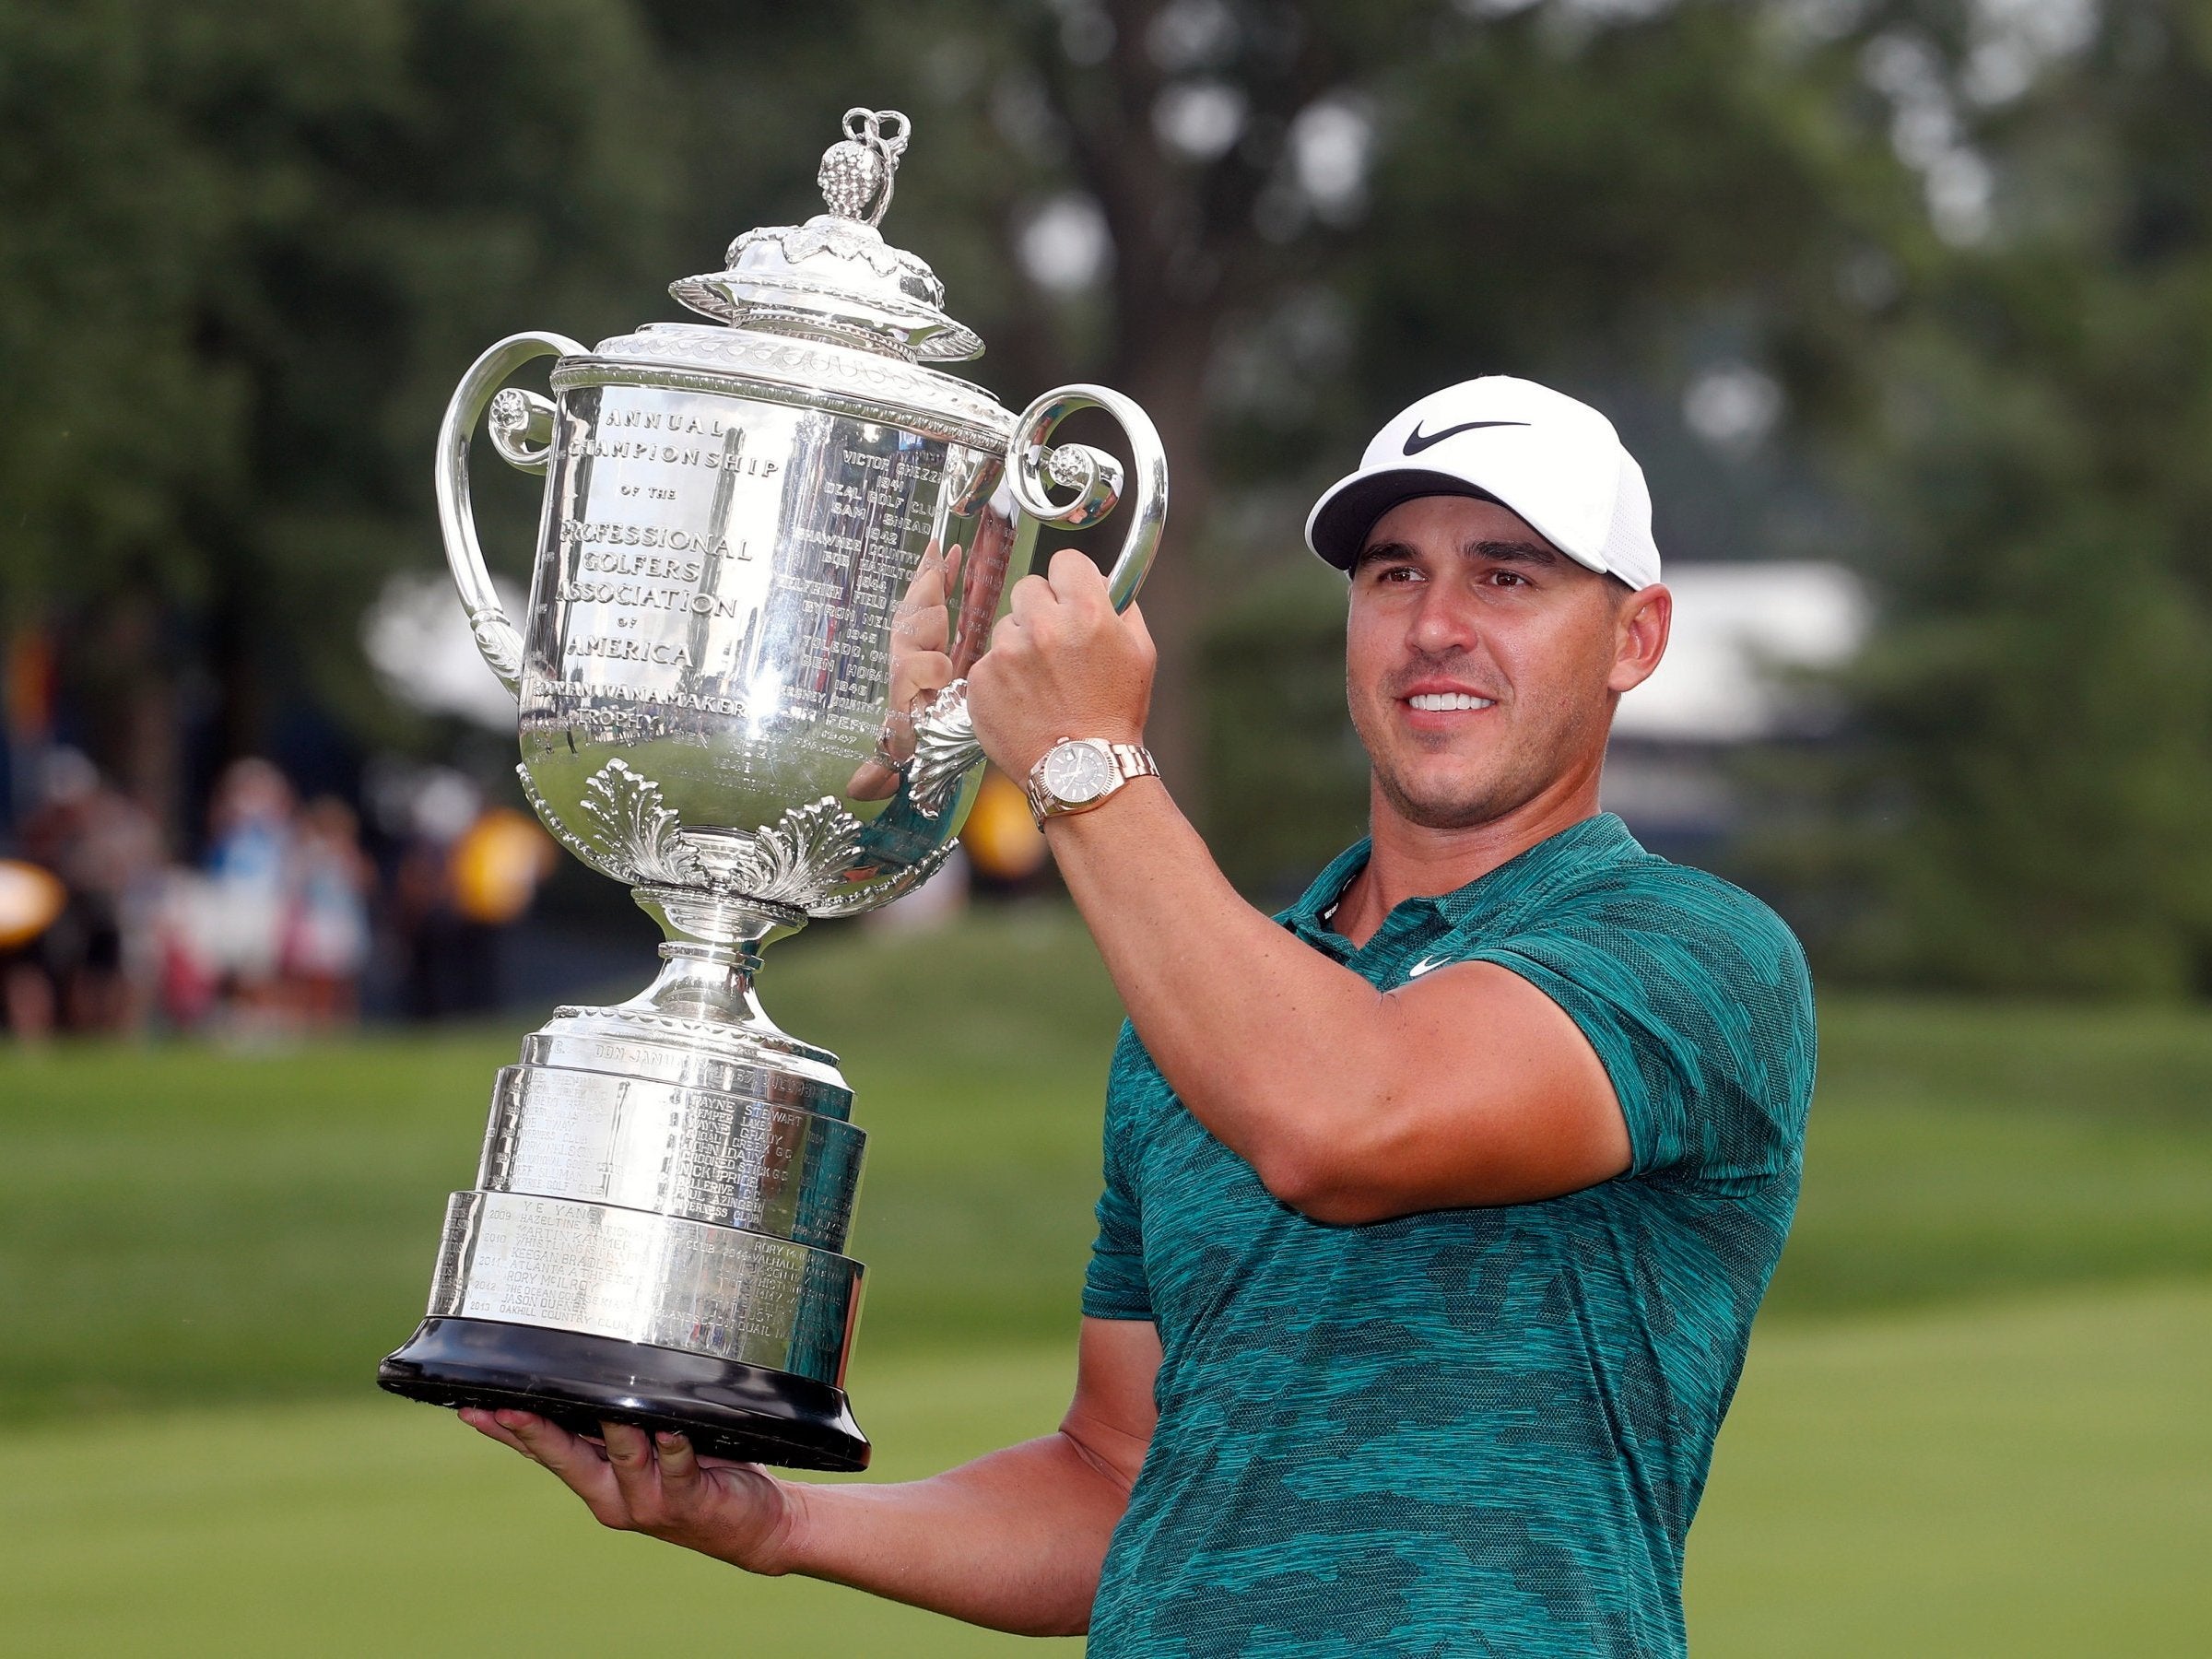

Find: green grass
<box><xmin>0</xmin><ymin>909</ymin><xmax>1128</xmax><ymax>1417</ymax></box>
<box><xmin>5</xmin><ymin>1286</ymin><xmax>2204</xmax><ymax>1656</ymax></box>
<box><xmin>1688</xmin><ymin>1280</ymin><xmax>2212</xmax><ymax>1655</ymax></box>
<box><xmin>1775</xmin><ymin>993</ymin><xmax>2212</xmax><ymax>1314</ymax></box>
<box><xmin>2</xmin><ymin>1346</ymin><xmax>1085</xmax><ymax>1658</ymax></box>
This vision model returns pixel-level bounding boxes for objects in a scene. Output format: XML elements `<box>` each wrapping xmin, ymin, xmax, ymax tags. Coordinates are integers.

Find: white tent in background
<box><xmin>1615</xmin><ymin>561</ymin><xmax>1868</xmax><ymax>744</ymax></box>
<box><xmin>362</xmin><ymin>571</ymin><xmax>526</xmax><ymax>730</ymax></box>
<box><xmin>1604</xmin><ymin>561</ymin><xmax>1868</xmax><ymax>844</ymax></box>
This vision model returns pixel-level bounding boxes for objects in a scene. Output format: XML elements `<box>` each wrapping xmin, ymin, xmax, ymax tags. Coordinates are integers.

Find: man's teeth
<box><xmin>1407</xmin><ymin>692</ymin><xmax>1496</xmax><ymax>711</ymax></box>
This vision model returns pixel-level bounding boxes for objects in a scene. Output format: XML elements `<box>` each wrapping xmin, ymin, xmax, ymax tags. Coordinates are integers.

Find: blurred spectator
<box><xmin>450</xmin><ymin>805</ymin><xmax>558</xmax><ymax>933</ymax></box>
<box><xmin>283</xmin><ymin>796</ymin><xmax>374</xmax><ymax>1029</ymax></box>
<box><xmin>0</xmin><ymin>745</ymin><xmax>569</xmax><ymax>1041</ymax></box>
<box><xmin>0</xmin><ymin>856</ymin><xmax>67</xmax><ymax>1035</ymax></box>
<box><xmin>392</xmin><ymin>771</ymin><xmax>553</xmax><ymax>1020</ymax></box>
<box><xmin>393</xmin><ymin>770</ymin><xmax>482</xmax><ymax>1021</ymax></box>
<box><xmin>960</xmin><ymin>767</ymin><xmax>1049</xmax><ymax>891</ymax></box>
<box><xmin>194</xmin><ymin>758</ymin><xmax>298</xmax><ymax>1026</ymax></box>
<box><xmin>13</xmin><ymin>747</ymin><xmax>164</xmax><ymax>1034</ymax></box>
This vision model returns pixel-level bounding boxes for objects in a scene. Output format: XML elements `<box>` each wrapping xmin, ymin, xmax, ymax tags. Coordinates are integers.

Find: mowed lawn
<box><xmin>5</xmin><ymin>908</ymin><xmax>2211</xmax><ymax>1653</ymax></box>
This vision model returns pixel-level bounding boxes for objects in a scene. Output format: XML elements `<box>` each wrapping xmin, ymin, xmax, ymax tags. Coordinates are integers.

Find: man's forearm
<box><xmin>1042</xmin><ymin>782</ymin><xmax>1398</xmax><ymax>1187</ymax></box>
<box><xmin>775</xmin><ymin>1432</ymin><xmax>1132</xmax><ymax>1636</ymax></box>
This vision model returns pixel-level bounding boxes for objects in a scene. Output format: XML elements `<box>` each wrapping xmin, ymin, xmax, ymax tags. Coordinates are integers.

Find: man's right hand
<box><xmin>460</xmin><ymin>1409</ymin><xmax>805</xmax><ymax>1573</ymax></box>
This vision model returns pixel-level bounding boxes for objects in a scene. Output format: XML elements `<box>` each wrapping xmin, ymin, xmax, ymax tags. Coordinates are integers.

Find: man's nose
<box><xmin>1406</xmin><ymin>582</ymin><xmax>1480</xmax><ymax>656</ymax></box>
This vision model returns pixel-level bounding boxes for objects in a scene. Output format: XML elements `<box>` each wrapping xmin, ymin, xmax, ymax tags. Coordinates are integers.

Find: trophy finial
<box><xmin>818</xmin><ymin>107</ymin><xmax>909</xmax><ymax>228</ymax></box>
<box><xmin>682</xmin><ymin>103</ymin><xmax>980</xmax><ymax>362</ymax></box>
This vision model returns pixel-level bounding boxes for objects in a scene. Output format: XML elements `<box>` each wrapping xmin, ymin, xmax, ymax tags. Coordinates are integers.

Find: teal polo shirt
<box><xmin>1083</xmin><ymin>814</ymin><xmax>1816</xmax><ymax>1658</ymax></box>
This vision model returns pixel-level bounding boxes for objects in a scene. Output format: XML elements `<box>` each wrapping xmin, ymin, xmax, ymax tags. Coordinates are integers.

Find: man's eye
<box><xmin>1375</xmin><ymin>564</ymin><xmax>1421</xmax><ymax>583</ymax></box>
<box><xmin>1487</xmin><ymin>570</ymin><xmax>1528</xmax><ymax>588</ymax></box>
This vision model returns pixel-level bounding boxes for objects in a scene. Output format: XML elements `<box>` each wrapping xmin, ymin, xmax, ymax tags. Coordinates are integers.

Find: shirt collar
<box><xmin>1280</xmin><ymin>813</ymin><xmax>1643</xmax><ymax>947</ymax></box>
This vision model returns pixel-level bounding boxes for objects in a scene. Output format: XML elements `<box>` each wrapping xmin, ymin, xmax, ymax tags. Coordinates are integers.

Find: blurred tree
<box><xmin>1794</xmin><ymin>0</ymin><xmax>2212</xmax><ymax>994</ymax></box>
<box><xmin>14</xmin><ymin>0</ymin><xmax>2207</xmax><ymax>999</ymax></box>
<box><xmin>0</xmin><ymin>0</ymin><xmax>674</xmax><ymax>828</ymax></box>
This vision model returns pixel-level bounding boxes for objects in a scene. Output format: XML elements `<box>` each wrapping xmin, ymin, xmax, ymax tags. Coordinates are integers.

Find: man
<box><xmin>463</xmin><ymin>376</ymin><xmax>1816</xmax><ymax>1656</ymax></box>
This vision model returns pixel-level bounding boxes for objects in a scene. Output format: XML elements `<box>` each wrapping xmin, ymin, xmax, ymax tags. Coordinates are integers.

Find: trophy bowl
<box><xmin>376</xmin><ymin>108</ymin><xmax>1166</xmax><ymax>1470</ymax></box>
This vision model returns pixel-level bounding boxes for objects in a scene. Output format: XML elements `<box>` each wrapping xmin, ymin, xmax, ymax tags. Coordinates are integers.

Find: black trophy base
<box><xmin>377</xmin><ymin>1317</ymin><xmax>871</xmax><ymax>1472</ymax></box>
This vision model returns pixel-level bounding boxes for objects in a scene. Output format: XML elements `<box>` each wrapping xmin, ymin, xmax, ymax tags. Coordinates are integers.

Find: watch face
<box><xmin>1042</xmin><ymin>740</ymin><xmax>1116</xmax><ymax>804</ymax></box>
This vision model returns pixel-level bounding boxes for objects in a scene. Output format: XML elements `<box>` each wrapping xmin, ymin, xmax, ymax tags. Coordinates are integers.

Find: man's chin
<box><xmin>1373</xmin><ymin>769</ymin><xmax>1521</xmax><ymax>832</ymax></box>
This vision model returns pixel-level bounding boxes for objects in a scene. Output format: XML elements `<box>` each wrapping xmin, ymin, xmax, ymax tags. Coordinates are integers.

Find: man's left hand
<box><xmin>459</xmin><ymin>1408</ymin><xmax>804</xmax><ymax>1573</ymax></box>
<box><xmin>965</xmin><ymin>547</ymin><xmax>1155</xmax><ymax>779</ymax></box>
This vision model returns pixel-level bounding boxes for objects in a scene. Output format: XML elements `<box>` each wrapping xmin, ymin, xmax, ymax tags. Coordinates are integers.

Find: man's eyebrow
<box><xmin>1465</xmin><ymin>538</ymin><xmax>1560</xmax><ymax>566</ymax></box>
<box><xmin>1351</xmin><ymin>538</ymin><xmax>1418</xmax><ymax>571</ymax></box>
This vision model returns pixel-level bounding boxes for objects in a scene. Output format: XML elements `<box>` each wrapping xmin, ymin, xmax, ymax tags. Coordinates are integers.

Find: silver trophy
<box><xmin>377</xmin><ymin>109</ymin><xmax>1166</xmax><ymax>1470</ymax></box>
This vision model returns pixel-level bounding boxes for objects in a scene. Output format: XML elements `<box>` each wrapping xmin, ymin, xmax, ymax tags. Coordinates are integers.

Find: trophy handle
<box><xmin>904</xmin><ymin>384</ymin><xmax>1170</xmax><ymax>819</ymax></box>
<box><xmin>1005</xmin><ymin>382</ymin><xmax>1169</xmax><ymax>608</ymax></box>
<box><xmin>435</xmin><ymin>331</ymin><xmax>588</xmax><ymax>696</ymax></box>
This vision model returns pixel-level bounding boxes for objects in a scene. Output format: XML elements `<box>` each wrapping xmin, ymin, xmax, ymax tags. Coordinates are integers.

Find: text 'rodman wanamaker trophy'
<box><xmin>377</xmin><ymin>109</ymin><xmax>1167</xmax><ymax>1470</ymax></box>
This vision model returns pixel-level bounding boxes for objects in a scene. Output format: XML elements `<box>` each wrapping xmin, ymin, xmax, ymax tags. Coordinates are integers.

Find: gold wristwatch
<box><xmin>1025</xmin><ymin>738</ymin><xmax>1159</xmax><ymax>827</ymax></box>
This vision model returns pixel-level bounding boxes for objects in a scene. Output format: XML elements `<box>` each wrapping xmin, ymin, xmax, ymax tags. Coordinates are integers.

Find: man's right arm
<box><xmin>462</xmin><ymin>1315</ymin><xmax>1160</xmax><ymax>1638</ymax></box>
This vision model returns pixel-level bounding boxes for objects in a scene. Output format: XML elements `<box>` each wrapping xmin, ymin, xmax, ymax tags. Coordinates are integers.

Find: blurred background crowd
<box><xmin>1</xmin><ymin>744</ymin><xmax>538</xmax><ymax>1037</ymax></box>
<box><xmin>0</xmin><ymin>728</ymin><xmax>1044</xmax><ymax>1039</ymax></box>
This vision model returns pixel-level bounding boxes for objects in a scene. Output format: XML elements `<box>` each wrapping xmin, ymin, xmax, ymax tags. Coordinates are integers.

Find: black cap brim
<box><xmin>1305</xmin><ymin>469</ymin><xmax>1507</xmax><ymax>570</ymax></box>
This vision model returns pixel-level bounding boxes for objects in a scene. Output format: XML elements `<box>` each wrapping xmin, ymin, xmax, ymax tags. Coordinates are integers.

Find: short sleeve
<box><xmin>1082</xmin><ymin>1022</ymin><xmax>1155</xmax><ymax>1321</ymax></box>
<box><xmin>1467</xmin><ymin>869</ymin><xmax>1816</xmax><ymax>1193</ymax></box>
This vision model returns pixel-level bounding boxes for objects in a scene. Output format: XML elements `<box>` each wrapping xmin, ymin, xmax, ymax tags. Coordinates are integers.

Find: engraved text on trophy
<box><xmin>519</xmin><ymin>382</ymin><xmax>966</xmax><ymax>817</ymax></box>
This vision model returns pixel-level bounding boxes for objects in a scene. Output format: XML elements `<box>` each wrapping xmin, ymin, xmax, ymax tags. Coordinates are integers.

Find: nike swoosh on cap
<box><xmin>1401</xmin><ymin>419</ymin><xmax>1530</xmax><ymax>456</ymax></box>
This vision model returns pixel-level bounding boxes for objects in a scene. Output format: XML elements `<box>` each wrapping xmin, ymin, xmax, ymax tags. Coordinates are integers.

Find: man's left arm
<box><xmin>966</xmin><ymin>554</ymin><xmax>1630</xmax><ymax>1226</ymax></box>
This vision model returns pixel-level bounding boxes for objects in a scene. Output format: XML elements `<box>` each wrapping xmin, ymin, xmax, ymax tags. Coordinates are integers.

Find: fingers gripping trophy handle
<box><xmin>435</xmin><ymin>331</ymin><xmax>587</xmax><ymax>697</ymax></box>
<box><xmin>905</xmin><ymin>386</ymin><xmax>1169</xmax><ymax>820</ymax></box>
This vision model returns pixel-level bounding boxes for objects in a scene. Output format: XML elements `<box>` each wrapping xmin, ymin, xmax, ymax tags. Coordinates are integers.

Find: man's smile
<box><xmin>1394</xmin><ymin>677</ymin><xmax>1501</xmax><ymax>728</ymax></box>
<box><xmin>1406</xmin><ymin>691</ymin><xmax>1496</xmax><ymax>712</ymax></box>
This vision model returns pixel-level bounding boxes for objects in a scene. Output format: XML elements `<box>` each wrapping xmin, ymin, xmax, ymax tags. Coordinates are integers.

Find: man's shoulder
<box><xmin>1534</xmin><ymin>841</ymin><xmax>1808</xmax><ymax>976</ymax></box>
<box><xmin>1475</xmin><ymin>842</ymin><xmax>1816</xmax><ymax>1098</ymax></box>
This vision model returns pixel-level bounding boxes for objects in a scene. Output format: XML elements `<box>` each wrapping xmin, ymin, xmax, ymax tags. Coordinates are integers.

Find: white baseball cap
<box><xmin>1304</xmin><ymin>376</ymin><xmax>1662</xmax><ymax>589</ymax></box>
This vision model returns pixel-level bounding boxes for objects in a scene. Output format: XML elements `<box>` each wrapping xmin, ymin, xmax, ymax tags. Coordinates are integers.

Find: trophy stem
<box><xmin>621</xmin><ymin>885</ymin><xmax>808</xmax><ymax>1036</ymax></box>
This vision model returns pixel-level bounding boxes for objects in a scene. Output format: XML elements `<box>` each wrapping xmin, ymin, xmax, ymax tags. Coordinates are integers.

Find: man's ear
<box><xmin>1607</xmin><ymin>583</ymin><xmax>1671</xmax><ymax>695</ymax></box>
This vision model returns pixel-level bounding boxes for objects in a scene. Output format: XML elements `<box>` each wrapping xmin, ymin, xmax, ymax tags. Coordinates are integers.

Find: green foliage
<box><xmin>0</xmin><ymin>0</ymin><xmax>674</xmax><ymax>735</ymax></box>
<box><xmin>7</xmin><ymin>0</ymin><xmax>2212</xmax><ymax>991</ymax></box>
<box><xmin>1198</xmin><ymin>560</ymin><xmax>1371</xmax><ymax>897</ymax></box>
<box><xmin>0</xmin><ymin>0</ymin><xmax>1926</xmax><ymax>798</ymax></box>
<box><xmin>1351</xmin><ymin>2</ymin><xmax>1897</xmax><ymax>418</ymax></box>
<box><xmin>1802</xmin><ymin>5</ymin><xmax>2212</xmax><ymax>993</ymax></box>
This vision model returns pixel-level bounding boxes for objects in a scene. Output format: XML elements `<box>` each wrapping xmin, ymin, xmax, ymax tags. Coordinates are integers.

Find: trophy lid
<box><xmin>669</xmin><ymin>109</ymin><xmax>984</xmax><ymax>365</ymax></box>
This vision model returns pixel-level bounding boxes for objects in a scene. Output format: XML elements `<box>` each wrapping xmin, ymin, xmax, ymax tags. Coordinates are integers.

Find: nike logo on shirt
<box><xmin>1401</xmin><ymin>418</ymin><xmax>1529</xmax><ymax>455</ymax></box>
<box><xmin>1405</xmin><ymin>954</ymin><xmax>1453</xmax><ymax>980</ymax></box>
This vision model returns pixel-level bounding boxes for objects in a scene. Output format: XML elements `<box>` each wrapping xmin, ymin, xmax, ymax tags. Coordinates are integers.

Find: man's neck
<box><xmin>1330</xmin><ymin>769</ymin><xmax>1603</xmax><ymax>947</ymax></box>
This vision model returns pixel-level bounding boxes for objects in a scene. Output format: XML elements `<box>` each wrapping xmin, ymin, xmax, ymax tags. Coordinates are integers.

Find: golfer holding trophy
<box><xmin>394</xmin><ymin>104</ymin><xmax>1814</xmax><ymax>1657</ymax></box>
<box><xmin>379</xmin><ymin>109</ymin><xmax>1167</xmax><ymax>1471</ymax></box>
